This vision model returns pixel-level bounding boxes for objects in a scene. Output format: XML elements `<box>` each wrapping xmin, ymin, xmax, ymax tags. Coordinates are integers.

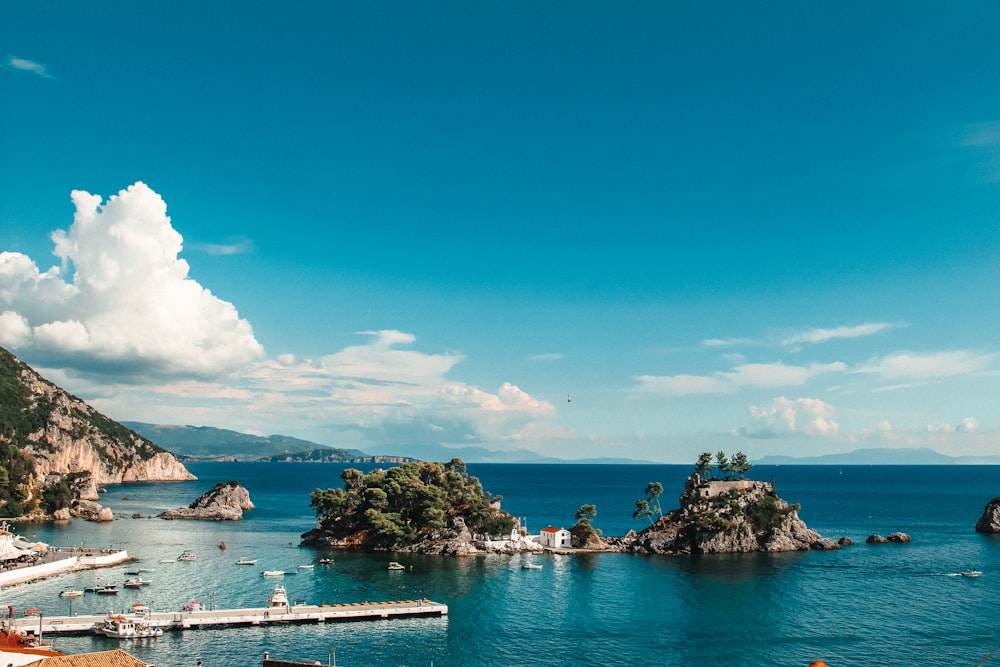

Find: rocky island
<box><xmin>302</xmin><ymin>452</ymin><xmax>836</xmax><ymax>556</ymax></box>
<box><xmin>159</xmin><ymin>480</ymin><xmax>255</xmax><ymax>520</ymax></box>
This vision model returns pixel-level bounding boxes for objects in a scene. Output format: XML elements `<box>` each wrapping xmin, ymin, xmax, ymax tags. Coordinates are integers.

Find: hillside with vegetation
<box><xmin>0</xmin><ymin>346</ymin><xmax>193</xmax><ymax>519</ymax></box>
<box><xmin>123</xmin><ymin>422</ymin><xmax>391</xmax><ymax>462</ymax></box>
<box><xmin>301</xmin><ymin>458</ymin><xmax>516</xmax><ymax>551</ymax></box>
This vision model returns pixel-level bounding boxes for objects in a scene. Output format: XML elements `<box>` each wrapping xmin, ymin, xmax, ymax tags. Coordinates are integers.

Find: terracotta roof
<box><xmin>541</xmin><ymin>526</ymin><xmax>564</xmax><ymax>533</ymax></box>
<box><xmin>23</xmin><ymin>649</ymin><xmax>148</xmax><ymax>667</ymax></box>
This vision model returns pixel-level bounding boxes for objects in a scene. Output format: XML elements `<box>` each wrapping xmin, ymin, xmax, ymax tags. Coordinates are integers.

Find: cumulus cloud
<box><xmin>634</xmin><ymin>361</ymin><xmax>846</xmax><ymax>396</ymax></box>
<box><xmin>735</xmin><ymin>396</ymin><xmax>839</xmax><ymax>439</ymax></box>
<box><xmin>0</xmin><ymin>182</ymin><xmax>264</xmax><ymax>378</ymax></box>
<box><xmin>5</xmin><ymin>55</ymin><xmax>55</xmax><ymax>79</ymax></box>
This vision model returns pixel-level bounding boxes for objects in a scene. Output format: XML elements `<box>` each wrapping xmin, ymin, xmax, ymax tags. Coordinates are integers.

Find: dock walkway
<box><xmin>11</xmin><ymin>599</ymin><xmax>448</xmax><ymax>636</ymax></box>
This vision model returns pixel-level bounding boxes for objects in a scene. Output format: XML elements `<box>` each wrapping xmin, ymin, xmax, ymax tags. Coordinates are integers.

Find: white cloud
<box><xmin>780</xmin><ymin>322</ymin><xmax>897</xmax><ymax>346</ymax></box>
<box><xmin>634</xmin><ymin>361</ymin><xmax>846</xmax><ymax>396</ymax></box>
<box><xmin>5</xmin><ymin>55</ymin><xmax>55</xmax><ymax>79</ymax></box>
<box><xmin>735</xmin><ymin>396</ymin><xmax>839</xmax><ymax>439</ymax></box>
<box><xmin>191</xmin><ymin>237</ymin><xmax>255</xmax><ymax>256</ymax></box>
<box><xmin>529</xmin><ymin>352</ymin><xmax>564</xmax><ymax>361</ymax></box>
<box><xmin>0</xmin><ymin>182</ymin><xmax>264</xmax><ymax>378</ymax></box>
<box><xmin>858</xmin><ymin>350</ymin><xmax>998</xmax><ymax>379</ymax></box>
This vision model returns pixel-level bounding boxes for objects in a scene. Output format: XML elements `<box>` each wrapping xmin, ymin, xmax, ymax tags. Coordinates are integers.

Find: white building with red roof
<box><xmin>538</xmin><ymin>526</ymin><xmax>571</xmax><ymax>549</ymax></box>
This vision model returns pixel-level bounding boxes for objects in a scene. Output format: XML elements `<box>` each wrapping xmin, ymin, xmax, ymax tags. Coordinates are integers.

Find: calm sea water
<box><xmin>7</xmin><ymin>463</ymin><xmax>1000</xmax><ymax>667</ymax></box>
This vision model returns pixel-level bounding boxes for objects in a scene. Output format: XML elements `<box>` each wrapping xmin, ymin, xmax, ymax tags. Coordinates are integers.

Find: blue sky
<box><xmin>3</xmin><ymin>2</ymin><xmax>1000</xmax><ymax>462</ymax></box>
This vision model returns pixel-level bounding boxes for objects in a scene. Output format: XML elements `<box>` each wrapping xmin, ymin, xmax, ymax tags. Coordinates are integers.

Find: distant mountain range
<box><xmin>122</xmin><ymin>423</ymin><xmax>655</xmax><ymax>464</ymax></box>
<box><xmin>122</xmin><ymin>422</ymin><xmax>373</xmax><ymax>462</ymax></box>
<box><xmin>756</xmin><ymin>447</ymin><xmax>1000</xmax><ymax>465</ymax></box>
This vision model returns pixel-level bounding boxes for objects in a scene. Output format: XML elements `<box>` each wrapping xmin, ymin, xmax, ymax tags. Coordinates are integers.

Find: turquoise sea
<box><xmin>7</xmin><ymin>463</ymin><xmax>1000</xmax><ymax>667</ymax></box>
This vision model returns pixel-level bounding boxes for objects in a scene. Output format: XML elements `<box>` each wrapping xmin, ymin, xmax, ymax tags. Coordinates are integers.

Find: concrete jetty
<box><xmin>10</xmin><ymin>599</ymin><xmax>448</xmax><ymax>637</ymax></box>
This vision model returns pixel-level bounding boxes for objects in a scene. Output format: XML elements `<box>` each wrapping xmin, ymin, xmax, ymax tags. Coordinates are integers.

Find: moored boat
<box><xmin>267</xmin><ymin>583</ymin><xmax>289</xmax><ymax>609</ymax></box>
<box><xmin>96</xmin><ymin>585</ymin><xmax>118</xmax><ymax>595</ymax></box>
<box><xmin>236</xmin><ymin>558</ymin><xmax>257</xmax><ymax>565</ymax></box>
<box><xmin>387</xmin><ymin>561</ymin><xmax>405</xmax><ymax>571</ymax></box>
<box><xmin>182</xmin><ymin>601</ymin><xmax>204</xmax><ymax>612</ymax></box>
<box><xmin>261</xmin><ymin>570</ymin><xmax>285</xmax><ymax>577</ymax></box>
<box><xmin>58</xmin><ymin>590</ymin><xmax>83</xmax><ymax>598</ymax></box>
<box><xmin>177</xmin><ymin>550</ymin><xmax>196</xmax><ymax>561</ymax></box>
<box><xmin>98</xmin><ymin>614</ymin><xmax>163</xmax><ymax>639</ymax></box>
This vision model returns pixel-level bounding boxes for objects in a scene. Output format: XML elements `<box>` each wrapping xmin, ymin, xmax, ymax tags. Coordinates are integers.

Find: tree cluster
<box><xmin>695</xmin><ymin>450</ymin><xmax>752</xmax><ymax>480</ymax></box>
<box><xmin>309</xmin><ymin>458</ymin><xmax>515</xmax><ymax>549</ymax></box>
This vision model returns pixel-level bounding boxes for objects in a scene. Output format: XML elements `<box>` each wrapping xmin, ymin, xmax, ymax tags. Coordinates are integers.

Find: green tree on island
<box><xmin>715</xmin><ymin>451</ymin><xmax>730</xmax><ymax>479</ymax></box>
<box><xmin>633</xmin><ymin>482</ymin><xmax>665</xmax><ymax>525</ymax></box>
<box><xmin>729</xmin><ymin>451</ymin><xmax>753</xmax><ymax>479</ymax></box>
<box><xmin>695</xmin><ymin>452</ymin><xmax>713</xmax><ymax>479</ymax></box>
<box><xmin>309</xmin><ymin>459</ymin><xmax>515</xmax><ymax>549</ymax></box>
<box><xmin>570</xmin><ymin>503</ymin><xmax>602</xmax><ymax>547</ymax></box>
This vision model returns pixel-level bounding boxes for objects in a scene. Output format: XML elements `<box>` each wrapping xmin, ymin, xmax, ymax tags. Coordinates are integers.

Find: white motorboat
<box><xmin>387</xmin><ymin>561</ymin><xmax>406</xmax><ymax>571</ymax></box>
<box><xmin>99</xmin><ymin>615</ymin><xmax>163</xmax><ymax>639</ymax></box>
<box><xmin>297</xmin><ymin>564</ymin><xmax>314</xmax><ymax>569</ymax></box>
<box><xmin>236</xmin><ymin>558</ymin><xmax>257</xmax><ymax>565</ymax></box>
<box><xmin>961</xmin><ymin>569</ymin><xmax>983</xmax><ymax>578</ymax></box>
<box><xmin>59</xmin><ymin>590</ymin><xmax>83</xmax><ymax>598</ymax></box>
<box><xmin>261</xmin><ymin>570</ymin><xmax>285</xmax><ymax>577</ymax></box>
<box><xmin>182</xmin><ymin>601</ymin><xmax>204</xmax><ymax>612</ymax></box>
<box><xmin>267</xmin><ymin>583</ymin><xmax>289</xmax><ymax>609</ymax></box>
<box><xmin>177</xmin><ymin>550</ymin><xmax>196</xmax><ymax>561</ymax></box>
<box><xmin>522</xmin><ymin>562</ymin><xmax>543</xmax><ymax>570</ymax></box>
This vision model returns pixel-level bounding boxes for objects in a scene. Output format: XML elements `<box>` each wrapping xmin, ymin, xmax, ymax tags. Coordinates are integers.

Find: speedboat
<box><xmin>318</xmin><ymin>558</ymin><xmax>334</xmax><ymax>565</ymax></box>
<box><xmin>387</xmin><ymin>561</ymin><xmax>406</xmax><ymax>571</ymax></box>
<box><xmin>99</xmin><ymin>615</ymin><xmax>163</xmax><ymax>639</ymax></box>
<box><xmin>59</xmin><ymin>590</ymin><xmax>83</xmax><ymax>598</ymax></box>
<box><xmin>961</xmin><ymin>569</ymin><xmax>983</xmax><ymax>578</ymax></box>
<box><xmin>177</xmin><ymin>550</ymin><xmax>196</xmax><ymax>561</ymax></box>
<box><xmin>261</xmin><ymin>570</ymin><xmax>285</xmax><ymax>577</ymax></box>
<box><xmin>96</xmin><ymin>585</ymin><xmax>118</xmax><ymax>595</ymax></box>
<box><xmin>236</xmin><ymin>558</ymin><xmax>257</xmax><ymax>565</ymax></box>
<box><xmin>522</xmin><ymin>562</ymin><xmax>543</xmax><ymax>570</ymax></box>
<box><xmin>124</xmin><ymin>578</ymin><xmax>143</xmax><ymax>589</ymax></box>
<box><xmin>297</xmin><ymin>564</ymin><xmax>314</xmax><ymax>569</ymax></box>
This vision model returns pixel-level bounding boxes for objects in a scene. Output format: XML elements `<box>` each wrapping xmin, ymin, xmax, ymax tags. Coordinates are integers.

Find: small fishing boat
<box><xmin>261</xmin><ymin>570</ymin><xmax>285</xmax><ymax>577</ymax></box>
<box><xmin>99</xmin><ymin>615</ymin><xmax>163</xmax><ymax>639</ymax></box>
<box><xmin>123</xmin><ymin>577</ymin><xmax>146</xmax><ymax>589</ymax></box>
<box><xmin>387</xmin><ymin>561</ymin><xmax>406</xmax><ymax>571</ymax></box>
<box><xmin>236</xmin><ymin>558</ymin><xmax>257</xmax><ymax>565</ymax></box>
<box><xmin>59</xmin><ymin>590</ymin><xmax>83</xmax><ymax>598</ymax></box>
<box><xmin>177</xmin><ymin>550</ymin><xmax>196</xmax><ymax>561</ymax></box>
<box><xmin>318</xmin><ymin>558</ymin><xmax>334</xmax><ymax>565</ymax></box>
<box><xmin>96</xmin><ymin>585</ymin><xmax>118</xmax><ymax>595</ymax></box>
<box><xmin>522</xmin><ymin>562</ymin><xmax>543</xmax><ymax>570</ymax></box>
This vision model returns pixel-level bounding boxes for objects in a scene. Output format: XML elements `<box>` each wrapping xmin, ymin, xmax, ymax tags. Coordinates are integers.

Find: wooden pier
<box><xmin>10</xmin><ymin>599</ymin><xmax>448</xmax><ymax>637</ymax></box>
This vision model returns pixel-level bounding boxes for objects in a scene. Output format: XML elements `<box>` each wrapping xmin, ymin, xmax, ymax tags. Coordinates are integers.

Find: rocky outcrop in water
<box><xmin>975</xmin><ymin>497</ymin><xmax>1000</xmax><ymax>533</ymax></box>
<box><xmin>866</xmin><ymin>532</ymin><xmax>911</xmax><ymax>544</ymax></box>
<box><xmin>159</xmin><ymin>481</ymin><xmax>254</xmax><ymax>520</ymax></box>
<box><xmin>604</xmin><ymin>475</ymin><xmax>837</xmax><ymax>555</ymax></box>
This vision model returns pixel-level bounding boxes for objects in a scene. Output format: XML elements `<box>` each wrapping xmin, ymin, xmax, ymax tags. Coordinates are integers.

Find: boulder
<box><xmin>71</xmin><ymin>499</ymin><xmax>112</xmax><ymax>522</ymax></box>
<box><xmin>159</xmin><ymin>481</ymin><xmax>254</xmax><ymax>521</ymax></box>
<box><xmin>887</xmin><ymin>532</ymin><xmax>911</xmax><ymax>543</ymax></box>
<box><xmin>838</xmin><ymin>537</ymin><xmax>854</xmax><ymax>546</ymax></box>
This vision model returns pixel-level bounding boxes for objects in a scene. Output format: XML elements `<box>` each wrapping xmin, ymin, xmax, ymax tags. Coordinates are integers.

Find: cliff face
<box><xmin>0</xmin><ymin>347</ymin><xmax>195</xmax><ymax>490</ymax></box>
<box><xmin>608</xmin><ymin>476</ymin><xmax>837</xmax><ymax>555</ymax></box>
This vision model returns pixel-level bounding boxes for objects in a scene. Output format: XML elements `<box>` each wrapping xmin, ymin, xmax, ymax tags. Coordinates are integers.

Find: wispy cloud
<box><xmin>857</xmin><ymin>350</ymin><xmax>999</xmax><ymax>379</ymax></box>
<box><xmin>191</xmin><ymin>237</ymin><xmax>255</xmax><ymax>256</ymax></box>
<box><xmin>529</xmin><ymin>352</ymin><xmax>564</xmax><ymax>361</ymax></box>
<box><xmin>5</xmin><ymin>55</ymin><xmax>55</xmax><ymax>79</ymax></box>
<box><xmin>780</xmin><ymin>322</ymin><xmax>899</xmax><ymax>347</ymax></box>
<box><xmin>634</xmin><ymin>361</ymin><xmax>847</xmax><ymax>396</ymax></box>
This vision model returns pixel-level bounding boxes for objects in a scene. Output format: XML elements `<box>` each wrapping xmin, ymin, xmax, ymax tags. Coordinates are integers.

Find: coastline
<box><xmin>0</xmin><ymin>549</ymin><xmax>129</xmax><ymax>589</ymax></box>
